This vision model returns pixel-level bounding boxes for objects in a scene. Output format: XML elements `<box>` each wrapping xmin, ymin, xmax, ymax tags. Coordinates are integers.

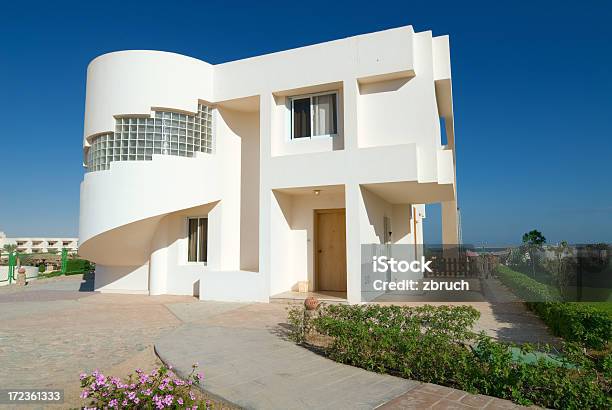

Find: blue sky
<box><xmin>0</xmin><ymin>0</ymin><xmax>610</xmax><ymax>245</ymax></box>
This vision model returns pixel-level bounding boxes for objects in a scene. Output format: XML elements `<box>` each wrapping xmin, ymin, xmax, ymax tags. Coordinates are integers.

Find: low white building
<box><xmin>79</xmin><ymin>25</ymin><xmax>459</xmax><ymax>303</ymax></box>
<box><xmin>0</xmin><ymin>231</ymin><xmax>78</xmax><ymax>257</ymax></box>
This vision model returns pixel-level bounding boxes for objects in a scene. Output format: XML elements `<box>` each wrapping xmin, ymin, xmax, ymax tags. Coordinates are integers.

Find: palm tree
<box><xmin>2</xmin><ymin>244</ymin><xmax>17</xmax><ymax>254</ymax></box>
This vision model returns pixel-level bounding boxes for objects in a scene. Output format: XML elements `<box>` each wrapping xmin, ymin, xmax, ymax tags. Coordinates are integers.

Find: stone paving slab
<box><xmin>0</xmin><ymin>278</ymin><xmax>183</xmax><ymax>394</ymax></box>
<box><xmin>155</xmin><ymin>324</ymin><xmax>419</xmax><ymax>410</ymax></box>
<box><xmin>165</xmin><ymin>300</ymin><xmax>248</xmax><ymax>323</ymax></box>
<box><xmin>0</xmin><ymin>276</ymin><xmax>541</xmax><ymax>409</ymax></box>
<box><xmin>379</xmin><ymin>383</ymin><xmax>530</xmax><ymax>409</ymax></box>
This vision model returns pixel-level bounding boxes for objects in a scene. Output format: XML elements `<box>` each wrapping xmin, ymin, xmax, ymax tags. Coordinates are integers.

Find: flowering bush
<box><xmin>80</xmin><ymin>363</ymin><xmax>211</xmax><ymax>409</ymax></box>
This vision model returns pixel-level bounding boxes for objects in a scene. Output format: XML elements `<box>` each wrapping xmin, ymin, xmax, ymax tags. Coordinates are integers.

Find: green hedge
<box><xmin>289</xmin><ymin>304</ymin><xmax>611</xmax><ymax>409</ymax></box>
<box><xmin>496</xmin><ymin>265</ymin><xmax>612</xmax><ymax>349</ymax></box>
<box><xmin>64</xmin><ymin>258</ymin><xmax>93</xmax><ymax>275</ymax></box>
<box><xmin>38</xmin><ymin>271</ymin><xmax>63</xmax><ymax>279</ymax></box>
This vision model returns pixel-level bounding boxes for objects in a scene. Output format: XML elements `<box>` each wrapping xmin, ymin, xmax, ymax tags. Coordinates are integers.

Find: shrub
<box><xmin>38</xmin><ymin>264</ymin><xmax>45</xmax><ymax>273</ymax></box>
<box><xmin>38</xmin><ymin>271</ymin><xmax>62</xmax><ymax>279</ymax></box>
<box><xmin>80</xmin><ymin>363</ymin><xmax>211</xmax><ymax>410</ymax></box>
<box><xmin>288</xmin><ymin>304</ymin><xmax>611</xmax><ymax>409</ymax></box>
<box><xmin>496</xmin><ymin>265</ymin><xmax>561</xmax><ymax>301</ymax></box>
<box><xmin>65</xmin><ymin>258</ymin><xmax>92</xmax><ymax>275</ymax></box>
<box><xmin>497</xmin><ymin>265</ymin><xmax>612</xmax><ymax>349</ymax></box>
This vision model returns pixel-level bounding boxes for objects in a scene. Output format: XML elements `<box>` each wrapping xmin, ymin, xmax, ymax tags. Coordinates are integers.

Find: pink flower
<box><xmin>122</xmin><ymin>400</ymin><xmax>128</xmax><ymax>406</ymax></box>
<box><xmin>189</xmin><ymin>391</ymin><xmax>196</xmax><ymax>401</ymax></box>
<box><xmin>108</xmin><ymin>399</ymin><xmax>118</xmax><ymax>408</ymax></box>
<box><xmin>79</xmin><ymin>372</ymin><xmax>88</xmax><ymax>380</ymax></box>
<box><xmin>178</xmin><ymin>398</ymin><xmax>184</xmax><ymax>405</ymax></box>
<box><xmin>197</xmin><ymin>372</ymin><xmax>204</xmax><ymax>381</ymax></box>
<box><xmin>95</xmin><ymin>374</ymin><xmax>106</xmax><ymax>387</ymax></box>
<box><xmin>80</xmin><ymin>389</ymin><xmax>89</xmax><ymax>399</ymax></box>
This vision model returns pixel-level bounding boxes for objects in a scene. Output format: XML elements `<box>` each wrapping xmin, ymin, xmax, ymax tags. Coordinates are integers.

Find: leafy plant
<box><xmin>542</xmin><ymin>240</ymin><xmax>577</xmax><ymax>298</ymax></box>
<box><xmin>2</xmin><ymin>243</ymin><xmax>17</xmax><ymax>254</ymax></box>
<box><xmin>497</xmin><ymin>265</ymin><xmax>612</xmax><ymax>349</ymax></box>
<box><xmin>287</xmin><ymin>304</ymin><xmax>611</xmax><ymax>409</ymax></box>
<box><xmin>522</xmin><ymin>229</ymin><xmax>546</xmax><ymax>278</ymax></box>
<box><xmin>80</xmin><ymin>363</ymin><xmax>212</xmax><ymax>409</ymax></box>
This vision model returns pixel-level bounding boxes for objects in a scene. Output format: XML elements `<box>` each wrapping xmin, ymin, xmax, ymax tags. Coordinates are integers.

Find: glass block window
<box><xmin>85</xmin><ymin>103</ymin><xmax>214</xmax><ymax>172</ymax></box>
<box><xmin>86</xmin><ymin>133</ymin><xmax>114</xmax><ymax>172</ymax></box>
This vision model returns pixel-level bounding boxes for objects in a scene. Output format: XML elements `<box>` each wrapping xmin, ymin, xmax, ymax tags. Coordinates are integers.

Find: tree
<box><xmin>544</xmin><ymin>240</ymin><xmax>576</xmax><ymax>299</ymax></box>
<box><xmin>522</xmin><ymin>230</ymin><xmax>546</xmax><ymax>278</ymax></box>
<box><xmin>2</xmin><ymin>244</ymin><xmax>17</xmax><ymax>254</ymax></box>
<box><xmin>522</xmin><ymin>230</ymin><xmax>546</xmax><ymax>247</ymax></box>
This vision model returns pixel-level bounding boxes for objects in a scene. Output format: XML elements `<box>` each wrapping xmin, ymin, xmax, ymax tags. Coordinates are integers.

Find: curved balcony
<box><xmin>79</xmin><ymin>153</ymin><xmax>224</xmax><ymax>266</ymax></box>
<box><xmin>85</xmin><ymin>104</ymin><xmax>214</xmax><ymax>172</ymax></box>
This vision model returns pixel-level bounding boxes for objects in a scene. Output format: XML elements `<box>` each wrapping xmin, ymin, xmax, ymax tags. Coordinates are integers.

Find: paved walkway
<box><xmin>0</xmin><ymin>275</ymin><xmax>540</xmax><ymax>409</ymax></box>
<box><xmin>156</xmin><ymin>302</ymin><xmax>416</xmax><ymax>409</ymax></box>
<box><xmin>156</xmin><ymin>301</ymin><xmax>531</xmax><ymax>409</ymax></box>
<box><xmin>0</xmin><ymin>276</ymin><xmax>190</xmax><ymax>408</ymax></box>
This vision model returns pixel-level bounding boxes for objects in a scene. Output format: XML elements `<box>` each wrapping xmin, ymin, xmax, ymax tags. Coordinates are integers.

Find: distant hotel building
<box><xmin>0</xmin><ymin>231</ymin><xmax>78</xmax><ymax>258</ymax></box>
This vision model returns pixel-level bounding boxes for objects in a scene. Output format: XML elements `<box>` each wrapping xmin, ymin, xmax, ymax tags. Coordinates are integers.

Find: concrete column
<box><xmin>345</xmin><ymin>183</ymin><xmax>362</xmax><ymax>304</ymax></box>
<box><xmin>259</xmin><ymin>93</ymin><xmax>274</xmax><ymax>299</ymax></box>
<box><xmin>441</xmin><ymin>200</ymin><xmax>459</xmax><ymax>245</ymax></box>
<box><xmin>149</xmin><ymin>217</ymin><xmax>168</xmax><ymax>296</ymax></box>
<box><xmin>342</xmin><ymin>78</ymin><xmax>359</xmax><ymax>151</ymax></box>
<box><xmin>339</xmin><ymin>79</ymin><xmax>360</xmax><ymax>302</ymax></box>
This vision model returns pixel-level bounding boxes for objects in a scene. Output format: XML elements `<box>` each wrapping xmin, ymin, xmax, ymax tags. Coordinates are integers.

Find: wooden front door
<box><xmin>315</xmin><ymin>209</ymin><xmax>347</xmax><ymax>292</ymax></box>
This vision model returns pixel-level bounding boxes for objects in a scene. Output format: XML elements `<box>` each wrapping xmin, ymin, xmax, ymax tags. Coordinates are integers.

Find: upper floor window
<box><xmin>290</xmin><ymin>92</ymin><xmax>338</xmax><ymax>139</ymax></box>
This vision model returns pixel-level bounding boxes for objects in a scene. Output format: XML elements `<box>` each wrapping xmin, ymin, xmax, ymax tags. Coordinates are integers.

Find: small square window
<box><xmin>290</xmin><ymin>92</ymin><xmax>338</xmax><ymax>139</ymax></box>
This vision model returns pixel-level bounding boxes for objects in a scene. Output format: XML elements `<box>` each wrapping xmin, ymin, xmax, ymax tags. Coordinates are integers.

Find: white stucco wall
<box><xmin>79</xmin><ymin>24</ymin><xmax>458</xmax><ymax>302</ymax></box>
<box><xmin>84</xmin><ymin>51</ymin><xmax>213</xmax><ymax>141</ymax></box>
<box><xmin>95</xmin><ymin>264</ymin><xmax>149</xmax><ymax>294</ymax></box>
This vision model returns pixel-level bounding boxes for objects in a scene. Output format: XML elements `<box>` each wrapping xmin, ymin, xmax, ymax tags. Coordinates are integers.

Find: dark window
<box><xmin>292</xmin><ymin>97</ymin><xmax>311</xmax><ymax>138</ymax></box>
<box><xmin>188</xmin><ymin>217</ymin><xmax>208</xmax><ymax>263</ymax></box>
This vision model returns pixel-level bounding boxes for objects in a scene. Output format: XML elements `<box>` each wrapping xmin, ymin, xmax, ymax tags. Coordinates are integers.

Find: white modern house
<box><xmin>79</xmin><ymin>25</ymin><xmax>459</xmax><ymax>303</ymax></box>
